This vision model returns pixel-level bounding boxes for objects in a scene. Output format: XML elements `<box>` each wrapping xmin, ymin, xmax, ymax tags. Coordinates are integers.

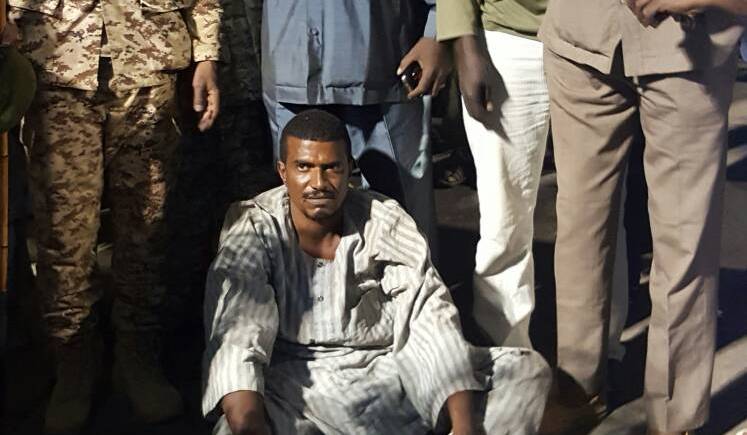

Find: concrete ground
<box><xmin>3</xmin><ymin>72</ymin><xmax>746</xmax><ymax>435</ymax></box>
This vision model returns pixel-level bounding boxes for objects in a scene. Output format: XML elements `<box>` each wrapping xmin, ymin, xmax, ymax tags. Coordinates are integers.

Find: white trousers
<box><xmin>463</xmin><ymin>31</ymin><xmax>549</xmax><ymax>347</ymax></box>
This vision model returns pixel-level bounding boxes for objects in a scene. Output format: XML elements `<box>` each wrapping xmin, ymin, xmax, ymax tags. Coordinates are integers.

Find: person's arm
<box><xmin>627</xmin><ymin>0</ymin><xmax>747</xmax><ymax>26</ymax></box>
<box><xmin>452</xmin><ymin>34</ymin><xmax>497</xmax><ymax>127</ymax></box>
<box><xmin>396</xmin><ymin>0</ymin><xmax>452</xmax><ymax>99</ymax></box>
<box><xmin>446</xmin><ymin>390</ymin><xmax>485</xmax><ymax>435</ymax></box>
<box><xmin>202</xmin><ymin>203</ymin><xmax>279</xmax><ymax>434</ymax></box>
<box><xmin>220</xmin><ymin>391</ymin><xmax>271</xmax><ymax>435</ymax></box>
<box><xmin>182</xmin><ymin>0</ymin><xmax>222</xmax><ymax>130</ymax></box>
<box><xmin>435</xmin><ymin>0</ymin><xmax>497</xmax><ymax>127</ymax></box>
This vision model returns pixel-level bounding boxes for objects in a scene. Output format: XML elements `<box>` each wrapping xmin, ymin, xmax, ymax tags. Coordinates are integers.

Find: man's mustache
<box><xmin>303</xmin><ymin>190</ymin><xmax>336</xmax><ymax>199</ymax></box>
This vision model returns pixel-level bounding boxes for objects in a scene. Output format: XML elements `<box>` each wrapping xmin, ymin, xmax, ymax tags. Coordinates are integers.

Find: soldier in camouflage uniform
<box><xmin>8</xmin><ymin>0</ymin><xmax>222</xmax><ymax>432</ymax></box>
<box><xmin>165</xmin><ymin>0</ymin><xmax>276</xmax><ymax>327</ymax></box>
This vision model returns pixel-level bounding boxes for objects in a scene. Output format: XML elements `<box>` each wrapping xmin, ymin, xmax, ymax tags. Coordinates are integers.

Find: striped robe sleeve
<box><xmin>381</xmin><ymin>205</ymin><xmax>485</xmax><ymax>426</ymax></box>
<box><xmin>201</xmin><ymin>203</ymin><xmax>279</xmax><ymax>417</ymax></box>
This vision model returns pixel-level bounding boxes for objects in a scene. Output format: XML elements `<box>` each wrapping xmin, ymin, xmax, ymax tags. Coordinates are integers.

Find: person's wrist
<box><xmin>446</xmin><ymin>390</ymin><xmax>476</xmax><ymax>432</ymax></box>
<box><xmin>451</xmin><ymin>419</ymin><xmax>474</xmax><ymax>433</ymax></box>
<box><xmin>196</xmin><ymin>60</ymin><xmax>217</xmax><ymax>69</ymax></box>
<box><xmin>223</xmin><ymin>393</ymin><xmax>267</xmax><ymax>435</ymax></box>
<box><xmin>450</xmin><ymin>410</ymin><xmax>475</xmax><ymax>431</ymax></box>
<box><xmin>221</xmin><ymin>390</ymin><xmax>264</xmax><ymax>416</ymax></box>
<box><xmin>453</xmin><ymin>35</ymin><xmax>478</xmax><ymax>53</ymax></box>
<box><xmin>452</xmin><ymin>35</ymin><xmax>481</xmax><ymax>71</ymax></box>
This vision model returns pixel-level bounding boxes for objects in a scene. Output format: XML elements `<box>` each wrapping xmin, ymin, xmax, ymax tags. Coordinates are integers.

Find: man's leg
<box><xmin>544</xmin><ymin>48</ymin><xmax>639</xmax><ymax>397</ymax></box>
<box><xmin>24</xmin><ymin>85</ymin><xmax>105</xmax><ymax>434</ymax></box>
<box><xmin>105</xmin><ymin>74</ymin><xmax>184</xmax><ymax>423</ymax></box>
<box><xmin>637</xmin><ymin>59</ymin><xmax>737</xmax><ymax>432</ymax></box>
<box><xmin>462</xmin><ymin>30</ymin><xmax>549</xmax><ymax>347</ymax></box>
<box><xmin>259</xmin><ymin>357</ymin><xmax>431</xmax><ymax>435</ymax></box>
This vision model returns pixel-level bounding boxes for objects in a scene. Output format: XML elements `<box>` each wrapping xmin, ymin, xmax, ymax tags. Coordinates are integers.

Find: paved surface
<box><xmin>4</xmin><ymin>72</ymin><xmax>747</xmax><ymax>435</ymax></box>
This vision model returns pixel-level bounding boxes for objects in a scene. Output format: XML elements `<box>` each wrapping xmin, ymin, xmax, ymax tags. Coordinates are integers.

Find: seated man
<box><xmin>201</xmin><ymin>109</ymin><xmax>551</xmax><ymax>435</ymax></box>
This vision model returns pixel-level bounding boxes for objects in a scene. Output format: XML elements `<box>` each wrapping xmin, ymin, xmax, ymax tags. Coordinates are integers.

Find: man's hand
<box><xmin>446</xmin><ymin>391</ymin><xmax>486</xmax><ymax>435</ymax></box>
<box><xmin>453</xmin><ymin>35</ymin><xmax>497</xmax><ymax>127</ymax></box>
<box><xmin>221</xmin><ymin>390</ymin><xmax>271</xmax><ymax>435</ymax></box>
<box><xmin>0</xmin><ymin>21</ymin><xmax>19</xmax><ymax>47</ymax></box>
<box><xmin>626</xmin><ymin>0</ymin><xmax>704</xmax><ymax>26</ymax></box>
<box><xmin>192</xmin><ymin>60</ymin><xmax>220</xmax><ymax>131</ymax></box>
<box><xmin>397</xmin><ymin>37</ymin><xmax>452</xmax><ymax>99</ymax></box>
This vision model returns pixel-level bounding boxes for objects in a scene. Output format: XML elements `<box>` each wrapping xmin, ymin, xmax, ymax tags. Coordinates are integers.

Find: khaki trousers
<box><xmin>544</xmin><ymin>48</ymin><xmax>736</xmax><ymax>431</ymax></box>
<box><xmin>24</xmin><ymin>61</ymin><xmax>180</xmax><ymax>342</ymax></box>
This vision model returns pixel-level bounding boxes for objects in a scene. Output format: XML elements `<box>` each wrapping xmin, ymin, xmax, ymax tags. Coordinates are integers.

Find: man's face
<box><xmin>278</xmin><ymin>135</ymin><xmax>351</xmax><ymax>222</ymax></box>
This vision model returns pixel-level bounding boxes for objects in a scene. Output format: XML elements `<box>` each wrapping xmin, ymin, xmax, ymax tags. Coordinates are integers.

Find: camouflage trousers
<box><xmin>163</xmin><ymin>101</ymin><xmax>276</xmax><ymax>328</ymax></box>
<box><xmin>23</xmin><ymin>62</ymin><xmax>179</xmax><ymax>343</ymax></box>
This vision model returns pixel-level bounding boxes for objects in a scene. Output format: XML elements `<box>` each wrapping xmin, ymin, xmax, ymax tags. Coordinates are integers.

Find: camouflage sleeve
<box><xmin>183</xmin><ymin>0</ymin><xmax>223</xmax><ymax>62</ymax></box>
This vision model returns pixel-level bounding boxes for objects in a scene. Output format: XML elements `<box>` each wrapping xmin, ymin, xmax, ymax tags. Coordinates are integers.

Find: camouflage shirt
<box><xmin>218</xmin><ymin>0</ymin><xmax>261</xmax><ymax>105</ymax></box>
<box><xmin>9</xmin><ymin>0</ymin><xmax>222</xmax><ymax>91</ymax></box>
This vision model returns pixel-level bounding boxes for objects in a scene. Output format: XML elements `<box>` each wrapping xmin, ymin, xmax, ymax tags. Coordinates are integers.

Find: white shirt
<box><xmin>201</xmin><ymin>186</ymin><xmax>484</xmax><ymax>426</ymax></box>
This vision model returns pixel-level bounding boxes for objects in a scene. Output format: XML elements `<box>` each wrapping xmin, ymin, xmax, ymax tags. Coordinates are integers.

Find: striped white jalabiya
<box><xmin>202</xmin><ymin>186</ymin><xmax>551</xmax><ymax>434</ymax></box>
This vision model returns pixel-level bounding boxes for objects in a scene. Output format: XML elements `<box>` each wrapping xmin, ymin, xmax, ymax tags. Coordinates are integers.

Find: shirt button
<box><xmin>317</xmin><ymin>296</ymin><xmax>324</xmax><ymax>302</ymax></box>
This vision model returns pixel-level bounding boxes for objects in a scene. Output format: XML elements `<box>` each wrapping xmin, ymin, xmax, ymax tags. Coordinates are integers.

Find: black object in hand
<box><xmin>400</xmin><ymin>62</ymin><xmax>422</xmax><ymax>91</ymax></box>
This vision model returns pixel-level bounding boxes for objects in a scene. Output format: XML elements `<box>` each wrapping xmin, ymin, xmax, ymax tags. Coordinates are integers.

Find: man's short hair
<box><xmin>279</xmin><ymin>109</ymin><xmax>352</xmax><ymax>162</ymax></box>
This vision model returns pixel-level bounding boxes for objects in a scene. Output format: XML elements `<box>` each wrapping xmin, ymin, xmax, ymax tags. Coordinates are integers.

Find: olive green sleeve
<box><xmin>436</xmin><ymin>0</ymin><xmax>481</xmax><ymax>41</ymax></box>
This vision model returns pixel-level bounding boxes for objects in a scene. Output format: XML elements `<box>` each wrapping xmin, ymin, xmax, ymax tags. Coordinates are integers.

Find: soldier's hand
<box><xmin>193</xmin><ymin>60</ymin><xmax>220</xmax><ymax>131</ymax></box>
<box><xmin>397</xmin><ymin>37</ymin><xmax>452</xmax><ymax>99</ymax></box>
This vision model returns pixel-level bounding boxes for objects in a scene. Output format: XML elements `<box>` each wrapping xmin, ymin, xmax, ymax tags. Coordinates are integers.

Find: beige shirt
<box><xmin>538</xmin><ymin>0</ymin><xmax>743</xmax><ymax>76</ymax></box>
<box><xmin>9</xmin><ymin>0</ymin><xmax>222</xmax><ymax>91</ymax></box>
